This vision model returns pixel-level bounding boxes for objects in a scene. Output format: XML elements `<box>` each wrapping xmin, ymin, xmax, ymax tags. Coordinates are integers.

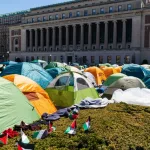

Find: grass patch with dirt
<box><xmin>2</xmin><ymin>103</ymin><xmax>150</xmax><ymax>150</ymax></box>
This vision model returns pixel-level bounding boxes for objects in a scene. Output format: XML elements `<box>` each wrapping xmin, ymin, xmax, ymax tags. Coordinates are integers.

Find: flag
<box><xmin>21</xmin><ymin>130</ymin><xmax>30</xmax><ymax>144</ymax></box>
<box><xmin>83</xmin><ymin>116</ymin><xmax>91</xmax><ymax>131</ymax></box>
<box><xmin>65</xmin><ymin>120</ymin><xmax>77</xmax><ymax>135</ymax></box>
<box><xmin>68</xmin><ymin>112</ymin><xmax>78</xmax><ymax>120</ymax></box>
<box><xmin>0</xmin><ymin>134</ymin><xmax>8</xmax><ymax>145</ymax></box>
<box><xmin>72</xmin><ymin>107</ymin><xmax>79</xmax><ymax>115</ymax></box>
<box><xmin>32</xmin><ymin>130</ymin><xmax>48</xmax><ymax>139</ymax></box>
<box><xmin>17</xmin><ymin>140</ymin><xmax>34</xmax><ymax>150</ymax></box>
<box><xmin>48</xmin><ymin>121</ymin><xmax>56</xmax><ymax>133</ymax></box>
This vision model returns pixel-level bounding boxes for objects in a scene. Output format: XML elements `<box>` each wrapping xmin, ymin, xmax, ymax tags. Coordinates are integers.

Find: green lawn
<box><xmin>2</xmin><ymin>103</ymin><xmax>150</xmax><ymax>150</ymax></box>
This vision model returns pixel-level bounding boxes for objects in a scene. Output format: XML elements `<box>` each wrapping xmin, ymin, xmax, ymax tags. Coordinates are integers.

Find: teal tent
<box><xmin>0</xmin><ymin>77</ymin><xmax>39</xmax><ymax>133</ymax></box>
<box><xmin>0</xmin><ymin>62</ymin><xmax>53</xmax><ymax>89</ymax></box>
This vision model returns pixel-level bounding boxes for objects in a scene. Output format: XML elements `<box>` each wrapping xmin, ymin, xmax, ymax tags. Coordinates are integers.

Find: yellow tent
<box><xmin>84</xmin><ymin>67</ymin><xmax>106</xmax><ymax>85</ymax></box>
<box><xmin>4</xmin><ymin>74</ymin><xmax>57</xmax><ymax>116</ymax></box>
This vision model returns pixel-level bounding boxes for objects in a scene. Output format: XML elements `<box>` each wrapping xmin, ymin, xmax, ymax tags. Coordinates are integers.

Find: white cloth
<box><xmin>112</xmin><ymin>87</ymin><xmax>150</xmax><ymax>106</ymax></box>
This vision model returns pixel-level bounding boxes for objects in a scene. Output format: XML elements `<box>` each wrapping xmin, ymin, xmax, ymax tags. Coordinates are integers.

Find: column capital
<box><xmin>113</xmin><ymin>20</ymin><xmax>117</xmax><ymax>23</ymax></box>
<box><xmin>65</xmin><ymin>25</ymin><xmax>69</xmax><ymax>28</ymax></box>
<box><xmin>96</xmin><ymin>22</ymin><xmax>100</xmax><ymax>25</ymax></box>
<box><xmin>104</xmin><ymin>21</ymin><xmax>108</xmax><ymax>24</ymax></box>
<box><xmin>122</xmin><ymin>19</ymin><xmax>127</xmax><ymax>22</ymax></box>
<box><xmin>88</xmin><ymin>22</ymin><xmax>92</xmax><ymax>26</ymax></box>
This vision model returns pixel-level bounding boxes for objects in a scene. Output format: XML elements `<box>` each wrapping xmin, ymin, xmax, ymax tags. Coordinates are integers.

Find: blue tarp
<box><xmin>121</xmin><ymin>64</ymin><xmax>150</xmax><ymax>80</ymax></box>
<box><xmin>0</xmin><ymin>62</ymin><xmax>53</xmax><ymax>89</ymax></box>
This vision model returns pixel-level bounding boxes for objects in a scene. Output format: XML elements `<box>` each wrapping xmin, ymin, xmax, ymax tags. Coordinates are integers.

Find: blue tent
<box><xmin>0</xmin><ymin>61</ymin><xmax>18</xmax><ymax>65</ymax></box>
<box><xmin>46</xmin><ymin>67</ymin><xmax>67</xmax><ymax>78</ymax></box>
<box><xmin>0</xmin><ymin>62</ymin><xmax>53</xmax><ymax>89</ymax></box>
<box><xmin>121</xmin><ymin>64</ymin><xmax>150</xmax><ymax>80</ymax></box>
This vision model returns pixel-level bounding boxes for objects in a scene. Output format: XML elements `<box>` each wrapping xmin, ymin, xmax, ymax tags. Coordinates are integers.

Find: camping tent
<box><xmin>121</xmin><ymin>64</ymin><xmax>150</xmax><ymax>80</ymax></box>
<box><xmin>44</xmin><ymin>62</ymin><xmax>65</xmax><ymax>69</ymax></box>
<box><xmin>0</xmin><ymin>62</ymin><xmax>53</xmax><ymax>89</ymax></box>
<box><xmin>103</xmin><ymin>73</ymin><xmax>127</xmax><ymax>86</ymax></box>
<box><xmin>100</xmin><ymin>66</ymin><xmax>122</xmax><ymax>78</ymax></box>
<box><xmin>65</xmin><ymin>65</ymin><xmax>82</xmax><ymax>74</ymax></box>
<box><xmin>4</xmin><ymin>74</ymin><xmax>57</xmax><ymax>116</ymax></box>
<box><xmin>104</xmin><ymin>76</ymin><xmax>146</xmax><ymax>96</ymax></box>
<box><xmin>83</xmin><ymin>72</ymin><xmax>97</xmax><ymax>86</ymax></box>
<box><xmin>31</xmin><ymin>59</ymin><xmax>48</xmax><ymax>68</ymax></box>
<box><xmin>0</xmin><ymin>61</ymin><xmax>18</xmax><ymax>65</ymax></box>
<box><xmin>46</xmin><ymin>67</ymin><xmax>67</xmax><ymax>78</ymax></box>
<box><xmin>0</xmin><ymin>77</ymin><xmax>39</xmax><ymax>133</ymax></box>
<box><xmin>45</xmin><ymin>72</ymin><xmax>99</xmax><ymax>107</ymax></box>
<box><xmin>84</xmin><ymin>67</ymin><xmax>106</xmax><ymax>85</ymax></box>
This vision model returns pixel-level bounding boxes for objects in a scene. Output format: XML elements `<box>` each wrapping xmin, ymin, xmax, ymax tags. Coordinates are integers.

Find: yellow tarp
<box><xmin>84</xmin><ymin>67</ymin><xmax>106</xmax><ymax>85</ymax></box>
<box><xmin>4</xmin><ymin>74</ymin><xmax>57</xmax><ymax>116</ymax></box>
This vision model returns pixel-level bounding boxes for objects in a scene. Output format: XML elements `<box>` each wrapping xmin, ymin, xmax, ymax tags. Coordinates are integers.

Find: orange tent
<box><xmin>4</xmin><ymin>74</ymin><xmax>57</xmax><ymax>116</ymax></box>
<box><xmin>84</xmin><ymin>67</ymin><xmax>106</xmax><ymax>85</ymax></box>
<box><xmin>100</xmin><ymin>66</ymin><xmax>122</xmax><ymax>78</ymax></box>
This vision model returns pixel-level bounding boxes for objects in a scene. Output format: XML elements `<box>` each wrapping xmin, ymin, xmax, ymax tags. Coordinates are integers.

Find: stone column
<box><xmin>46</xmin><ymin>28</ymin><xmax>49</xmax><ymax>51</ymax></box>
<box><xmin>52</xmin><ymin>27</ymin><xmax>56</xmax><ymax>50</ymax></box>
<box><xmin>66</xmin><ymin>25</ymin><xmax>69</xmax><ymax>50</ymax></box>
<box><xmin>73</xmin><ymin>24</ymin><xmax>76</xmax><ymax>50</ymax></box>
<box><xmin>104</xmin><ymin>21</ymin><xmax>108</xmax><ymax>49</ymax></box>
<box><xmin>59</xmin><ymin>26</ymin><xmax>62</xmax><ymax>50</ymax></box>
<box><xmin>41</xmin><ymin>28</ymin><xmax>44</xmax><ymax>50</ymax></box>
<box><xmin>96</xmin><ymin>22</ymin><xmax>100</xmax><ymax>50</ymax></box>
<box><xmin>122</xmin><ymin>19</ymin><xmax>126</xmax><ymax>49</ymax></box>
<box><xmin>35</xmin><ymin>29</ymin><xmax>38</xmax><ymax>51</ymax></box>
<box><xmin>88</xmin><ymin>23</ymin><xmax>92</xmax><ymax>50</ymax></box>
<box><xmin>80</xmin><ymin>24</ymin><xmax>84</xmax><ymax>50</ymax></box>
<box><xmin>113</xmin><ymin>20</ymin><xmax>117</xmax><ymax>49</ymax></box>
<box><xmin>30</xmin><ymin>29</ymin><xmax>33</xmax><ymax>51</ymax></box>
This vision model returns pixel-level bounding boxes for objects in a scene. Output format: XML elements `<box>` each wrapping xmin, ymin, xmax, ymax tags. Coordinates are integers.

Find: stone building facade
<box><xmin>9</xmin><ymin>0</ymin><xmax>150</xmax><ymax>65</ymax></box>
<box><xmin>0</xmin><ymin>10</ymin><xmax>29</xmax><ymax>61</ymax></box>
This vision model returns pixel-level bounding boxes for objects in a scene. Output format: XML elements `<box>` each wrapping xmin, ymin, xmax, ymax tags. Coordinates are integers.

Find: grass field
<box><xmin>2</xmin><ymin>103</ymin><xmax>150</xmax><ymax>150</ymax></box>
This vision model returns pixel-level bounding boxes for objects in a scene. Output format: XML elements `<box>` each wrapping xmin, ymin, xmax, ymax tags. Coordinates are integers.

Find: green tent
<box><xmin>45</xmin><ymin>72</ymin><xmax>99</xmax><ymax>107</ymax></box>
<box><xmin>103</xmin><ymin>73</ymin><xmax>127</xmax><ymax>86</ymax></box>
<box><xmin>0</xmin><ymin>77</ymin><xmax>39</xmax><ymax>133</ymax></box>
<box><xmin>44</xmin><ymin>62</ymin><xmax>65</xmax><ymax>69</ymax></box>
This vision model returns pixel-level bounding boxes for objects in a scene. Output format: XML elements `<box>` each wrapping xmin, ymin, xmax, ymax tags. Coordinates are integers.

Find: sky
<box><xmin>0</xmin><ymin>0</ymin><xmax>71</xmax><ymax>14</ymax></box>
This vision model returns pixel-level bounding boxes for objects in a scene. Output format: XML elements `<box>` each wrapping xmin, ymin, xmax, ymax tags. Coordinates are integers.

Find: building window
<box><xmin>91</xmin><ymin>56</ymin><xmax>95</xmax><ymax>64</ymax></box>
<box><xmin>69</xmin><ymin>12</ymin><xmax>72</xmax><ymax>18</ymax></box>
<box><xmin>42</xmin><ymin>56</ymin><xmax>45</xmax><ymax>60</ymax></box>
<box><xmin>109</xmin><ymin>6</ymin><xmax>113</xmax><ymax>13</ymax></box>
<box><xmin>37</xmin><ymin>17</ymin><xmax>41</xmax><ymax>22</ymax></box>
<box><xmin>76</xmin><ymin>11</ymin><xmax>80</xmax><ymax>17</ymax></box>
<box><xmin>15</xmin><ymin>39</ymin><xmax>18</xmax><ymax>45</ymax></box>
<box><xmin>107</xmin><ymin>56</ymin><xmax>111</xmax><ymax>63</ymax></box>
<box><xmin>83</xmin><ymin>56</ymin><xmax>87</xmax><ymax>64</ymax></box>
<box><xmin>32</xmin><ymin>18</ymin><xmax>35</xmax><ymax>23</ymax></box>
<box><xmin>84</xmin><ymin>10</ymin><xmax>88</xmax><ymax>16</ymax></box>
<box><xmin>43</xmin><ymin>16</ymin><xmax>46</xmax><ymax>21</ymax></box>
<box><xmin>116</xmin><ymin>56</ymin><xmax>121</xmax><ymax>64</ymax></box>
<box><xmin>49</xmin><ymin>15</ymin><xmax>53</xmax><ymax>20</ymax></box>
<box><xmin>99</xmin><ymin>56</ymin><xmax>103</xmax><ymax>63</ymax></box>
<box><xmin>100</xmin><ymin>8</ymin><xmax>104</xmax><ymax>14</ymax></box>
<box><xmin>118</xmin><ymin>5</ymin><xmax>122</xmax><ymax>12</ymax></box>
<box><xmin>55</xmin><ymin>14</ymin><xmax>58</xmax><ymax>20</ymax></box>
<box><xmin>92</xmin><ymin>9</ymin><xmax>96</xmax><ymax>15</ymax></box>
<box><xmin>62</xmin><ymin>13</ymin><xmax>65</xmax><ymax>19</ymax></box>
<box><xmin>31</xmin><ymin>56</ymin><xmax>34</xmax><ymax>61</ymax></box>
<box><xmin>27</xmin><ymin>19</ymin><xmax>29</xmax><ymax>23</ymax></box>
<box><xmin>124</xmin><ymin>55</ymin><xmax>130</xmax><ymax>63</ymax></box>
<box><xmin>127</xmin><ymin>4</ymin><xmax>132</xmax><ymax>10</ymax></box>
